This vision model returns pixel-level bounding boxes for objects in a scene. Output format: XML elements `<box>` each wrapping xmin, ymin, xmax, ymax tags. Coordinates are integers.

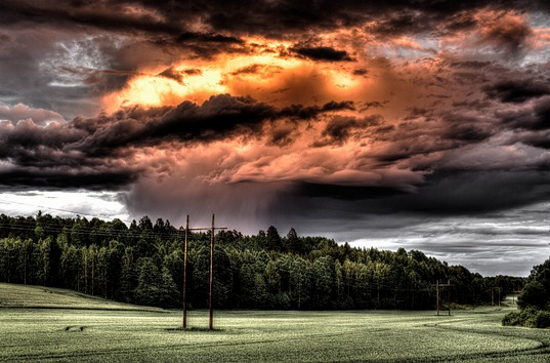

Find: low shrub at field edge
<box><xmin>502</xmin><ymin>307</ymin><xmax>550</xmax><ymax>328</ymax></box>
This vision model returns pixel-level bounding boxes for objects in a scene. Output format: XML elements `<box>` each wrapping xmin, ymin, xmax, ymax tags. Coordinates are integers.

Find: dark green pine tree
<box><xmin>160</xmin><ymin>266</ymin><xmax>180</xmax><ymax>308</ymax></box>
<box><xmin>267</xmin><ymin>226</ymin><xmax>282</xmax><ymax>252</ymax></box>
<box><xmin>134</xmin><ymin>258</ymin><xmax>164</xmax><ymax>307</ymax></box>
<box><xmin>285</xmin><ymin>227</ymin><xmax>300</xmax><ymax>254</ymax></box>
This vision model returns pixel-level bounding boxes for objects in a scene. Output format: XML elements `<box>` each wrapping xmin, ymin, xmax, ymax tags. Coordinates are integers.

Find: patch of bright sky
<box><xmin>375</xmin><ymin>36</ymin><xmax>439</xmax><ymax>60</ymax></box>
<box><xmin>0</xmin><ymin>190</ymin><xmax>130</xmax><ymax>223</ymax></box>
<box><xmin>40</xmin><ymin>36</ymin><xmax>111</xmax><ymax>88</ymax></box>
<box><xmin>350</xmin><ymin>202</ymin><xmax>550</xmax><ymax>276</ymax></box>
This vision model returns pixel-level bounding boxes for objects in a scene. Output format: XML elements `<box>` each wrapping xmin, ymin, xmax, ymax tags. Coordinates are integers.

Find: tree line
<box><xmin>503</xmin><ymin>255</ymin><xmax>550</xmax><ymax>328</ymax></box>
<box><xmin>0</xmin><ymin>212</ymin><xmax>525</xmax><ymax>309</ymax></box>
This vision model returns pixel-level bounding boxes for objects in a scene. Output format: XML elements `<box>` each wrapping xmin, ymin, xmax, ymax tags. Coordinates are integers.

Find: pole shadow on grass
<box><xmin>164</xmin><ymin>327</ymin><xmax>225</xmax><ymax>332</ymax></box>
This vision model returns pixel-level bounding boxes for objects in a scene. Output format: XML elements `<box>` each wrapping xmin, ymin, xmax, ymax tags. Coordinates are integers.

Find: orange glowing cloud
<box><xmin>103</xmin><ymin>67</ymin><xmax>227</xmax><ymax>110</ymax></box>
<box><xmin>101</xmin><ymin>36</ymin><xmax>379</xmax><ymax>112</ymax></box>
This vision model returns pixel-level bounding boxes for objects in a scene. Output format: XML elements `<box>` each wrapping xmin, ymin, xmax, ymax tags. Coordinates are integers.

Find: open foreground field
<box><xmin>1</xmin><ymin>284</ymin><xmax>550</xmax><ymax>362</ymax></box>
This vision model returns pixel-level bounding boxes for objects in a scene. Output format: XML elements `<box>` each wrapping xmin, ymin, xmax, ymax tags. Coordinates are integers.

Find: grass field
<box><xmin>1</xmin><ymin>284</ymin><xmax>550</xmax><ymax>362</ymax></box>
<box><xmin>0</xmin><ymin>283</ymin><xmax>162</xmax><ymax>312</ymax></box>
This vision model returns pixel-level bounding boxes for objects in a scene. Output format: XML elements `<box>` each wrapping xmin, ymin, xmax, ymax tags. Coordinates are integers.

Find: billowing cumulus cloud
<box><xmin>1</xmin><ymin>0</ymin><xmax>550</xmax><ymax>275</ymax></box>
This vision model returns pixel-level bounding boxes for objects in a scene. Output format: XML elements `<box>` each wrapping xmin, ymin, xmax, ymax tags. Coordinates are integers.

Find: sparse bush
<box><xmin>503</xmin><ymin>255</ymin><xmax>550</xmax><ymax>329</ymax></box>
<box><xmin>502</xmin><ymin>307</ymin><xmax>550</xmax><ymax>328</ymax></box>
<box><xmin>502</xmin><ymin>311</ymin><xmax>524</xmax><ymax>327</ymax></box>
<box><xmin>530</xmin><ymin>310</ymin><xmax>550</xmax><ymax>328</ymax></box>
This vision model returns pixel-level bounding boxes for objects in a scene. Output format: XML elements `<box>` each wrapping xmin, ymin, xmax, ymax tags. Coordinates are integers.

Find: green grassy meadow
<box><xmin>1</xmin><ymin>284</ymin><xmax>550</xmax><ymax>362</ymax></box>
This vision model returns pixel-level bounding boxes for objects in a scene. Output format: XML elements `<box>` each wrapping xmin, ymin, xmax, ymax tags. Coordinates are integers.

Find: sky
<box><xmin>1</xmin><ymin>1</ymin><xmax>550</xmax><ymax>276</ymax></box>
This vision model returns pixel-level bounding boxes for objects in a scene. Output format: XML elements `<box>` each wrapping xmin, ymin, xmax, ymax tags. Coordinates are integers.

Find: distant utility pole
<box><xmin>181</xmin><ymin>214</ymin><xmax>226</xmax><ymax>330</ymax></box>
<box><xmin>433</xmin><ymin>280</ymin><xmax>453</xmax><ymax>316</ymax></box>
<box><xmin>436</xmin><ymin>280</ymin><xmax>439</xmax><ymax>316</ymax></box>
<box><xmin>492</xmin><ymin>287</ymin><xmax>501</xmax><ymax>307</ymax></box>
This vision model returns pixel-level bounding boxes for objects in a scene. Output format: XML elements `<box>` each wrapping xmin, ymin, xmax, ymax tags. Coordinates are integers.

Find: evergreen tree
<box><xmin>160</xmin><ymin>266</ymin><xmax>180</xmax><ymax>308</ymax></box>
<box><xmin>285</xmin><ymin>227</ymin><xmax>300</xmax><ymax>254</ymax></box>
<box><xmin>267</xmin><ymin>226</ymin><xmax>282</xmax><ymax>252</ymax></box>
<box><xmin>134</xmin><ymin>257</ymin><xmax>165</xmax><ymax>307</ymax></box>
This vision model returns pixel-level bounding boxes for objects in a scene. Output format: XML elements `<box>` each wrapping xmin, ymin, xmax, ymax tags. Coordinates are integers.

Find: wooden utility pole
<box><xmin>491</xmin><ymin>287</ymin><xmax>501</xmax><ymax>307</ymax></box>
<box><xmin>181</xmin><ymin>214</ymin><xmax>226</xmax><ymax>330</ymax></box>
<box><xmin>436</xmin><ymin>280</ymin><xmax>439</xmax><ymax>316</ymax></box>
<box><xmin>209</xmin><ymin>214</ymin><xmax>215</xmax><ymax>330</ymax></box>
<box><xmin>182</xmin><ymin>215</ymin><xmax>189</xmax><ymax>329</ymax></box>
<box><xmin>447</xmin><ymin>280</ymin><xmax>451</xmax><ymax>316</ymax></box>
<box><xmin>433</xmin><ymin>280</ymin><xmax>453</xmax><ymax>316</ymax></box>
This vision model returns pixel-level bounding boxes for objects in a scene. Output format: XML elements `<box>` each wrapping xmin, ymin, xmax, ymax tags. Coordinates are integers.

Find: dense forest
<box><xmin>0</xmin><ymin>212</ymin><xmax>525</xmax><ymax>310</ymax></box>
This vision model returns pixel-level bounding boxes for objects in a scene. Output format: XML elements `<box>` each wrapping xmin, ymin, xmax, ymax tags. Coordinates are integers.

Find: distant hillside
<box><xmin>0</xmin><ymin>283</ymin><xmax>164</xmax><ymax>311</ymax></box>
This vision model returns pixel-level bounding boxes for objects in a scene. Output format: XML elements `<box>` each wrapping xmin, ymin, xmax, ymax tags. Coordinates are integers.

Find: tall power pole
<box><xmin>182</xmin><ymin>215</ymin><xmax>189</xmax><ymax>329</ymax></box>
<box><xmin>436</xmin><ymin>280</ymin><xmax>439</xmax><ymax>316</ymax></box>
<box><xmin>181</xmin><ymin>214</ymin><xmax>226</xmax><ymax>330</ymax></box>
<box><xmin>209</xmin><ymin>214</ymin><xmax>215</xmax><ymax>330</ymax></box>
<box><xmin>433</xmin><ymin>280</ymin><xmax>453</xmax><ymax>316</ymax></box>
<box><xmin>447</xmin><ymin>280</ymin><xmax>451</xmax><ymax>316</ymax></box>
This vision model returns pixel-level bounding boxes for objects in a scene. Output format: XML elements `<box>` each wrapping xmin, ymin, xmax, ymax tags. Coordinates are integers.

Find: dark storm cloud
<box><xmin>195</xmin><ymin>0</ymin><xmax>547</xmax><ymax>38</ymax></box>
<box><xmin>290</xmin><ymin>45</ymin><xmax>353</xmax><ymax>62</ymax></box>
<box><xmin>441</xmin><ymin>112</ymin><xmax>494</xmax><ymax>142</ymax></box>
<box><xmin>278</xmin><ymin>101</ymin><xmax>355</xmax><ymax>120</ymax></box>
<box><xmin>397</xmin><ymin>170</ymin><xmax>550</xmax><ymax>215</ymax></box>
<box><xmin>4</xmin><ymin>0</ymin><xmax>547</xmax><ymax>40</ymax></box>
<box><xmin>175</xmin><ymin>32</ymin><xmax>244</xmax><ymax>45</ymax></box>
<box><xmin>294</xmin><ymin>183</ymin><xmax>406</xmax><ymax>201</ymax></box>
<box><xmin>366</xmin><ymin>11</ymin><xmax>440</xmax><ymax>37</ymax></box>
<box><xmin>152</xmin><ymin>32</ymin><xmax>249</xmax><ymax>59</ymax></box>
<box><xmin>353</xmin><ymin>69</ymin><xmax>369</xmax><ymax>76</ymax></box>
<box><xmin>0</xmin><ymin>169</ymin><xmax>137</xmax><ymax>190</ymax></box>
<box><xmin>511</xmin><ymin>131</ymin><xmax>550</xmax><ymax>150</ymax></box>
<box><xmin>0</xmin><ymin>95</ymin><xmax>355</xmax><ymax>188</ymax></box>
<box><xmin>157</xmin><ymin>67</ymin><xmax>205</xmax><ymax>83</ymax></box>
<box><xmin>371</xmin><ymin>108</ymin><xmax>495</xmax><ymax>165</ymax></box>
<box><xmin>359</xmin><ymin>101</ymin><xmax>386</xmax><ymax>112</ymax></box>
<box><xmin>267</xmin><ymin>170</ymin><xmax>550</xmax><ymax>225</ymax></box>
<box><xmin>313</xmin><ymin>115</ymin><xmax>383</xmax><ymax>147</ymax></box>
<box><xmin>443</xmin><ymin>122</ymin><xmax>493</xmax><ymax>142</ymax></box>
<box><xmin>0</xmin><ymin>119</ymin><xmax>84</xmax><ymax>152</ymax></box>
<box><xmin>484</xmin><ymin>79</ymin><xmax>550</xmax><ymax>103</ymax></box>
<box><xmin>0</xmin><ymin>0</ymin><xmax>184</xmax><ymax>35</ymax></box>
<box><xmin>498</xmin><ymin>96</ymin><xmax>550</xmax><ymax>132</ymax></box>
